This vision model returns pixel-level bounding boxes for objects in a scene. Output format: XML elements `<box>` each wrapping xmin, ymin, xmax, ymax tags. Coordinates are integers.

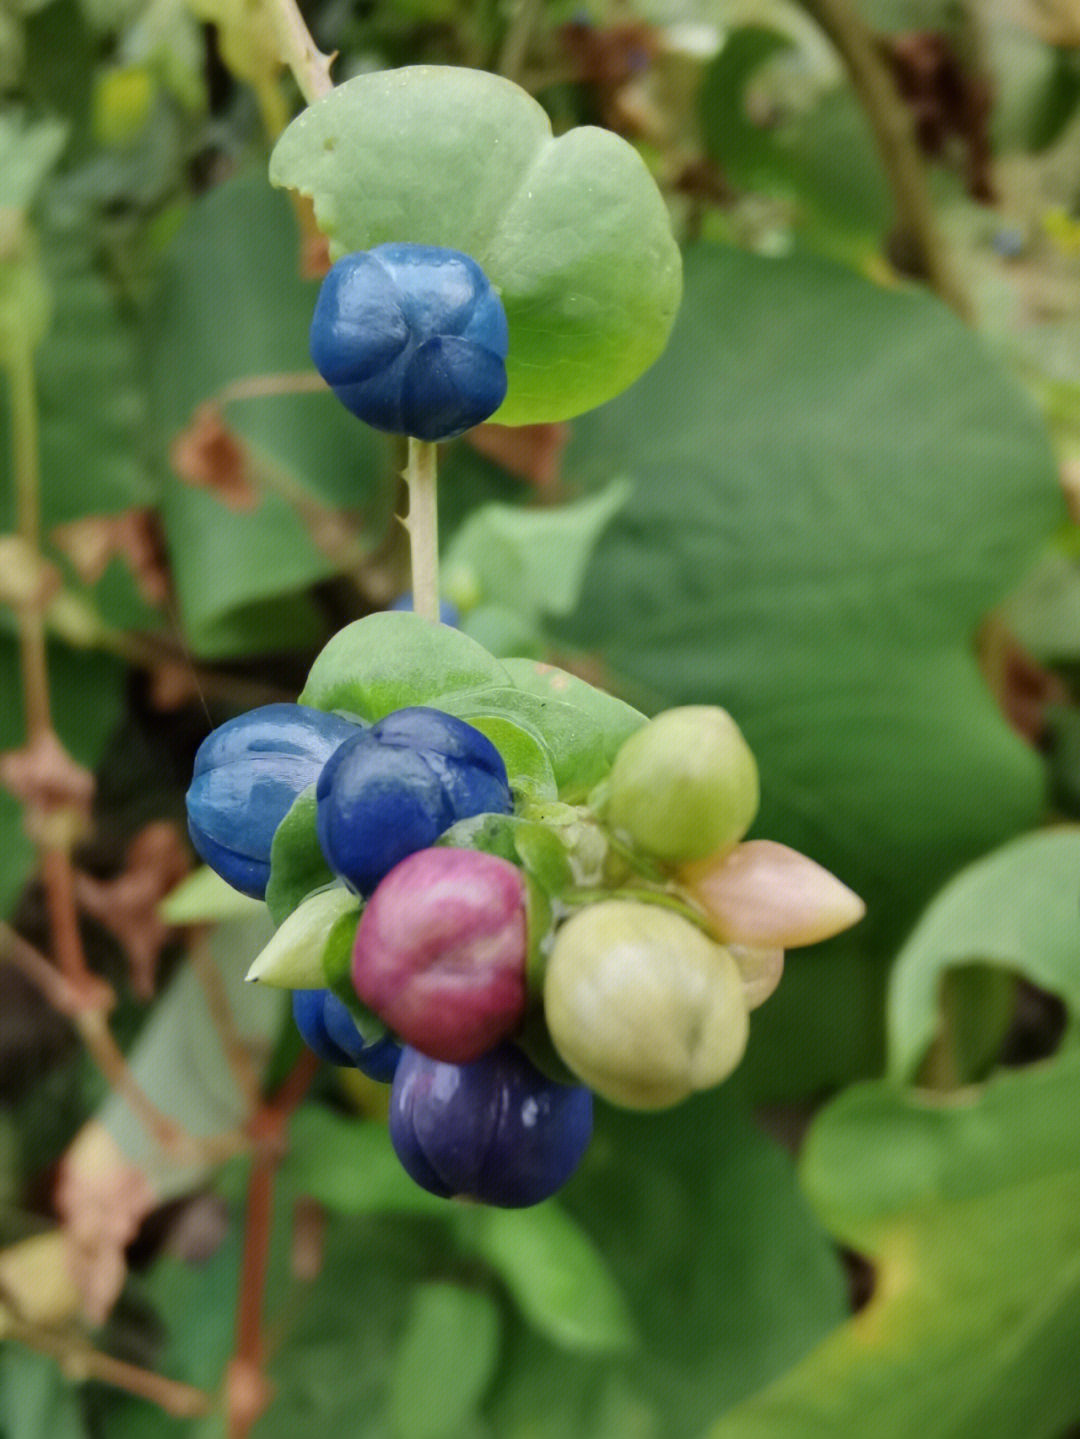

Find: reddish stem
<box><xmin>227</xmin><ymin>1050</ymin><xmax>319</xmax><ymax>1439</ymax></box>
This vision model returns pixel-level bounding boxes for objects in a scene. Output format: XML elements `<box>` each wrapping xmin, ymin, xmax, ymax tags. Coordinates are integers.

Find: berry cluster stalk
<box><xmin>404</xmin><ymin>436</ymin><xmax>440</xmax><ymax>623</ymax></box>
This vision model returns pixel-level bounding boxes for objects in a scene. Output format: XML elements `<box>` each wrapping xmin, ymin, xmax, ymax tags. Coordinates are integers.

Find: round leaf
<box><xmin>269</xmin><ymin>67</ymin><xmax>682</xmax><ymax>425</ymax></box>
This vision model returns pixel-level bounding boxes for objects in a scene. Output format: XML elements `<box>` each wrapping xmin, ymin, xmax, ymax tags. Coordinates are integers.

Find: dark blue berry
<box><xmin>321</xmin><ymin>993</ymin><xmax>402</xmax><ymax>1082</ymax></box>
<box><xmin>389</xmin><ymin>1044</ymin><xmax>593</xmax><ymax>1206</ymax></box>
<box><xmin>310</xmin><ymin>245</ymin><xmax>508</xmax><ymax>441</ymax></box>
<box><xmin>315</xmin><ymin>706</ymin><xmax>512</xmax><ymax>895</ymax></box>
<box><xmin>187</xmin><ymin>704</ymin><xmax>359</xmax><ymax>898</ymax></box>
<box><xmin>292</xmin><ymin>989</ymin><xmax>357</xmax><ymax>1067</ymax></box>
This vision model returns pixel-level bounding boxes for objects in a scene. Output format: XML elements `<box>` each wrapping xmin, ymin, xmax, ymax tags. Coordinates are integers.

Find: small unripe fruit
<box><xmin>353</xmin><ymin>848</ymin><xmax>528</xmax><ymax>1063</ymax></box>
<box><xmin>605</xmin><ymin>706</ymin><xmax>759</xmax><ymax>863</ymax></box>
<box><xmin>544</xmin><ymin>900</ymin><xmax>749</xmax><ymax>1109</ymax></box>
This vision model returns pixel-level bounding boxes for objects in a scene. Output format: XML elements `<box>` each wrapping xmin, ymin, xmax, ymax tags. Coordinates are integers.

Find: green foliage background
<box><xmin>3</xmin><ymin>1</ymin><xmax>1080</xmax><ymax>1436</ymax></box>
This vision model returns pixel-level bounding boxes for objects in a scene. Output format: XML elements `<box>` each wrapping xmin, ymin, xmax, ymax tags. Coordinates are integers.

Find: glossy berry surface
<box><xmin>353</xmin><ymin>847</ymin><xmax>527</xmax><ymax>1064</ymax></box>
<box><xmin>310</xmin><ymin>245</ymin><xmax>509</xmax><ymax>441</ymax></box>
<box><xmin>316</xmin><ymin>706</ymin><xmax>512</xmax><ymax>895</ymax></box>
<box><xmin>187</xmin><ymin>704</ymin><xmax>359</xmax><ymax>898</ymax></box>
<box><xmin>292</xmin><ymin>989</ymin><xmax>402</xmax><ymax>1081</ymax></box>
<box><xmin>389</xmin><ymin>1043</ymin><xmax>593</xmax><ymax>1207</ymax></box>
<box><xmin>292</xmin><ymin>989</ymin><xmax>357</xmax><ymax>1068</ymax></box>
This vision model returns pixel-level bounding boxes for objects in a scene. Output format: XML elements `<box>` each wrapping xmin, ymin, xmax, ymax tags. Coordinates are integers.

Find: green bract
<box><xmin>544</xmin><ymin>901</ymin><xmax>750</xmax><ymax>1109</ymax></box>
<box><xmin>269</xmin><ymin>66</ymin><xmax>682</xmax><ymax>425</ymax></box>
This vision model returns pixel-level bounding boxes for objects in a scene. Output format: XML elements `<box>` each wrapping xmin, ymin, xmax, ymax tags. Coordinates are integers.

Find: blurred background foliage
<box><xmin>3</xmin><ymin>0</ymin><xmax>1080</xmax><ymax>1435</ymax></box>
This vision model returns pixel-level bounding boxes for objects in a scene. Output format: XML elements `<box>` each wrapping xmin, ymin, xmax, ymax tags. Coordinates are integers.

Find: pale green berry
<box><xmin>605</xmin><ymin>706</ymin><xmax>759</xmax><ymax>863</ymax></box>
<box><xmin>543</xmin><ymin>900</ymin><xmax>750</xmax><ymax>1110</ymax></box>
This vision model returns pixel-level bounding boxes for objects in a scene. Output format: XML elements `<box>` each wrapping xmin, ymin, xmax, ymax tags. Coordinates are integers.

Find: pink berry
<box><xmin>352</xmin><ymin>847</ymin><xmax>528</xmax><ymax>1063</ymax></box>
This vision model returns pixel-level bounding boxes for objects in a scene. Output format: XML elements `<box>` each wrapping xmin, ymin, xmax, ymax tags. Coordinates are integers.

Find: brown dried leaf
<box><xmin>170</xmin><ymin>404</ymin><xmax>258</xmax><ymax>511</ymax></box>
<box><xmin>466</xmin><ymin>421</ymin><xmax>570</xmax><ymax>491</ymax></box>
<box><xmin>50</xmin><ymin>509</ymin><xmax>172</xmax><ymax>607</ymax></box>
<box><xmin>54</xmin><ymin>1122</ymin><xmax>157</xmax><ymax>1324</ymax></box>
<box><xmin>75</xmin><ymin>821</ymin><xmax>192</xmax><ymax>999</ymax></box>
<box><xmin>0</xmin><ymin>730</ymin><xmax>95</xmax><ymax>823</ymax></box>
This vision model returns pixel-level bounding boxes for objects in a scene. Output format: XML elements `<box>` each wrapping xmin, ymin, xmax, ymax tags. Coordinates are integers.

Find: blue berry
<box><xmin>315</xmin><ymin>706</ymin><xmax>513</xmax><ymax>895</ymax></box>
<box><xmin>292</xmin><ymin>989</ymin><xmax>357</xmax><ymax>1067</ymax></box>
<box><xmin>292</xmin><ymin>989</ymin><xmax>403</xmax><ymax>1080</ymax></box>
<box><xmin>310</xmin><ymin>245</ymin><xmax>508</xmax><ymax>441</ymax></box>
<box><xmin>389</xmin><ymin>1044</ymin><xmax>593</xmax><ymax>1206</ymax></box>
<box><xmin>388</xmin><ymin>593</ymin><xmax>461</xmax><ymax>628</ymax></box>
<box><xmin>187</xmin><ymin>704</ymin><xmax>359</xmax><ymax>898</ymax></box>
<box><xmin>321</xmin><ymin>994</ymin><xmax>402</xmax><ymax>1082</ymax></box>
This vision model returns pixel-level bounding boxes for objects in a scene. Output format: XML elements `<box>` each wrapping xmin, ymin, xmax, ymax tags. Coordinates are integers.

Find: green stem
<box><xmin>8</xmin><ymin>344</ymin><xmax>51</xmax><ymax>737</ymax></box>
<box><xmin>404</xmin><ymin>437</ymin><xmax>440</xmax><ymax>622</ymax></box>
<box><xmin>262</xmin><ymin>0</ymin><xmax>334</xmax><ymax>105</ymax></box>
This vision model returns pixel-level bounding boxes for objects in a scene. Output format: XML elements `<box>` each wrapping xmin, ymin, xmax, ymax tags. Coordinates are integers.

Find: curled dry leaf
<box><xmin>0</xmin><ymin>1231</ymin><xmax>82</xmax><ymax>1336</ymax></box>
<box><xmin>679</xmin><ymin>841</ymin><xmax>866</xmax><ymax>949</ymax></box>
<box><xmin>465</xmin><ymin>421</ymin><xmax>570</xmax><ymax>491</ymax></box>
<box><xmin>170</xmin><ymin>404</ymin><xmax>257</xmax><ymax>512</ymax></box>
<box><xmin>0</xmin><ymin>730</ymin><xmax>95</xmax><ymax>827</ymax></box>
<box><xmin>50</xmin><ymin>509</ymin><xmax>171</xmax><ymax>607</ymax></box>
<box><xmin>0</xmin><ymin>534</ymin><xmax>62</xmax><ymax>610</ymax></box>
<box><xmin>75</xmin><ymin>821</ymin><xmax>192</xmax><ymax>999</ymax></box>
<box><xmin>54</xmin><ymin>1122</ymin><xmax>157</xmax><ymax>1324</ymax></box>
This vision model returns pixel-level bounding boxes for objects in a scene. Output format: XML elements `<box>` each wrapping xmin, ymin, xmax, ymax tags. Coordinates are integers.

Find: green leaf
<box><xmin>438</xmin><ymin>685</ymin><xmax>606</xmax><ymax>800</ymax></box>
<box><xmin>387</xmin><ymin>1283</ymin><xmax>501</xmax><ymax>1439</ymax></box>
<box><xmin>561</xmin><ymin>242</ymin><xmax>1061</xmax><ymax>1095</ymax></box>
<box><xmin>299</xmin><ymin>611</ymin><xmax>511</xmax><ymax>720</ymax></box>
<box><xmin>283</xmin><ymin>1106</ymin><xmax>450</xmax><ymax>1219</ymax></box>
<box><xmin>713</xmin><ymin>1051</ymin><xmax>1080</xmax><ymax>1439</ymax></box>
<box><xmin>443</xmin><ymin>479</ymin><xmax>631</xmax><ymax>625</ymax></box>
<box><xmin>464</xmin><ymin>714</ymin><xmax>558</xmax><ymax>803</ymax></box>
<box><xmin>145</xmin><ymin>169</ymin><xmax>394</xmax><ymax>657</ymax></box>
<box><xmin>698</xmin><ymin>27</ymin><xmax>795</xmax><ymax>182</ymax></box>
<box><xmin>471</xmin><ymin>1203</ymin><xmax>634</xmax><ymax>1355</ymax></box>
<box><xmin>159</xmin><ymin>866</ymin><xmax>264</xmax><ymax>924</ymax></box>
<box><xmin>0</xmin><ymin>1346</ymin><xmax>87</xmax><ymax>1439</ymax></box>
<box><xmin>265</xmin><ymin>785</ymin><xmax>337</xmax><ymax>927</ymax></box>
<box><xmin>458</xmin><ymin>602</ymin><xmax>546</xmax><ymax>660</ymax></box>
<box><xmin>0</xmin><ymin>111</ymin><xmax>68</xmax><ymax>210</ymax></box>
<box><xmin>1</xmin><ymin>238</ymin><xmax>150</xmax><ymax>531</ymax></box>
<box><xmin>500</xmin><ymin>659</ymin><xmax>647</xmax><ymax>765</ymax></box>
<box><xmin>886</xmin><ymin>829</ymin><xmax>1080</xmax><ymax>1082</ymax></box>
<box><xmin>269</xmin><ymin>67</ymin><xmax>682</xmax><ymax>425</ymax></box>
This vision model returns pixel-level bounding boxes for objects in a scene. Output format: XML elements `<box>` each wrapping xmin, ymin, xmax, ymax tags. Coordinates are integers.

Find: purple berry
<box><xmin>389</xmin><ymin>1044</ymin><xmax>593</xmax><ymax>1207</ymax></box>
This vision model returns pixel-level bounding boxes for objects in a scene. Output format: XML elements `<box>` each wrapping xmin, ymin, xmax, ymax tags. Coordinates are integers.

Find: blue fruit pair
<box><xmin>292</xmin><ymin>989</ymin><xmax>402</xmax><ymax>1081</ymax></box>
<box><xmin>390</xmin><ymin>1043</ymin><xmax>593</xmax><ymax>1207</ymax></box>
<box><xmin>316</xmin><ymin>706</ymin><xmax>512</xmax><ymax>895</ymax></box>
<box><xmin>187</xmin><ymin>704</ymin><xmax>358</xmax><ymax>898</ymax></box>
<box><xmin>310</xmin><ymin>245</ymin><xmax>508</xmax><ymax>441</ymax></box>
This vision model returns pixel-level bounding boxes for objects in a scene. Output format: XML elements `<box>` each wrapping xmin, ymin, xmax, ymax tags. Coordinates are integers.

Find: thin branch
<box><xmin>263</xmin><ymin>0</ymin><xmax>335</xmax><ymax>106</ymax></box>
<box><xmin>227</xmin><ymin>1051</ymin><xmax>318</xmax><ymax>1439</ymax></box>
<box><xmin>497</xmin><ymin>0</ymin><xmax>545</xmax><ymax>83</ymax></box>
<box><xmin>8</xmin><ymin>1322</ymin><xmax>214</xmax><ymax>1419</ymax></box>
<box><xmin>796</xmin><ymin>0</ymin><xmax>972</xmax><ymax>322</ymax></box>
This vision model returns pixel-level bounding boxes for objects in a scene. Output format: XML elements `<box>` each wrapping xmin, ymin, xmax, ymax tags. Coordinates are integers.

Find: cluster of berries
<box><xmin>187</xmin><ymin>613</ymin><xmax>863</xmax><ymax>1207</ymax></box>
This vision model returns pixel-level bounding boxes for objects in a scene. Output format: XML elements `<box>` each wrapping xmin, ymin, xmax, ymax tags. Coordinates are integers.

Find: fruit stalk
<box><xmin>403</xmin><ymin>436</ymin><xmax>440</xmax><ymax>623</ymax></box>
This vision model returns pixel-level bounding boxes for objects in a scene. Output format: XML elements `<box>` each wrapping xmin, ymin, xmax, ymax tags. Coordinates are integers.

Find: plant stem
<box><xmin>9</xmin><ymin>345</ymin><xmax>51</xmax><ymax>739</ymax></box>
<box><xmin>403</xmin><ymin>437</ymin><xmax>440</xmax><ymax>622</ymax></box>
<box><xmin>226</xmin><ymin>1050</ymin><xmax>318</xmax><ymax>1439</ymax></box>
<box><xmin>796</xmin><ymin>0</ymin><xmax>971</xmax><ymax>322</ymax></box>
<box><xmin>263</xmin><ymin>0</ymin><xmax>334</xmax><ymax>106</ymax></box>
<box><xmin>497</xmin><ymin>0</ymin><xmax>544</xmax><ymax>82</ymax></box>
<box><xmin>8</xmin><ymin>1322</ymin><xmax>214</xmax><ymax>1419</ymax></box>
